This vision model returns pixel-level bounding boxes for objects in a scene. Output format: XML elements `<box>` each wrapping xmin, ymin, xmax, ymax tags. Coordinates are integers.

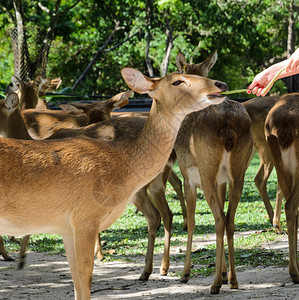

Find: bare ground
<box><xmin>0</xmin><ymin>231</ymin><xmax>298</xmax><ymax>300</ymax></box>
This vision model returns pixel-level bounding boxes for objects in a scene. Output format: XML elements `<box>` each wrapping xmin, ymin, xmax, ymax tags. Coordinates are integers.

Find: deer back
<box><xmin>265</xmin><ymin>93</ymin><xmax>299</xmax><ymax>201</ymax></box>
<box><xmin>47</xmin><ymin>116</ymin><xmax>147</xmax><ymax>142</ymax></box>
<box><xmin>21</xmin><ymin>91</ymin><xmax>132</xmax><ymax>140</ymax></box>
<box><xmin>175</xmin><ymin>99</ymin><xmax>252</xmax><ymax>180</ymax></box>
<box><xmin>21</xmin><ymin>109</ymin><xmax>88</xmax><ymax>140</ymax></box>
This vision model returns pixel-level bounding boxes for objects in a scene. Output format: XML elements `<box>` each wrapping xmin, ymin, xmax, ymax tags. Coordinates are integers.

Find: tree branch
<box><xmin>58</xmin><ymin>0</ymin><xmax>82</xmax><ymax>16</ymax></box>
<box><xmin>103</xmin><ymin>31</ymin><xmax>138</xmax><ymax>53</ymax></box>
<box><xmin>160</xmin><ymin>17</ymin><xmax>176</xmax><ymax>77</ymax></box>
<box><xmin>72</xmin><ymin>22</ymin><xmax>123</xmax><ymax>91</ymax></box>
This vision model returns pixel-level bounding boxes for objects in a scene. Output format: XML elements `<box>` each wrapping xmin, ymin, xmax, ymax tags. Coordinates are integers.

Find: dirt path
<box><xmin>0</xmin><ymin>231</ymin><xmax>298</xmax><ymax>299</ymax></box>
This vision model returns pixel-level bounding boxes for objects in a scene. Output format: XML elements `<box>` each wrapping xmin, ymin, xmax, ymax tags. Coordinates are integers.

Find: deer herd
<box><xmin>0</xmin><ymin>51</ymin><xmax>298</xmax><ymax>299</ymax></box>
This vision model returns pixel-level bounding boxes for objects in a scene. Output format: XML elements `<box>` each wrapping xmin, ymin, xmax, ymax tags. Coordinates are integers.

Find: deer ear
<box><xmin>110</xmin><ymin>90</ymin><xmax>133</xmax><ymax>109</ymax></box>
<box><xmin>11</xmin><ymin>75</ymin><xmax>22</xmax><ymax>91</ymax></box>
<box><xmin>5</xmin><ymin>92</ymin><xmax>19</xmax><ymax>109</ymax></box>
<box><xmin>176</xmin><ymin>52</ymin><xmax>188</xmax><ymax>73</ymax></box>
<box><xmin>199</xmin><ymin>50</ymin><xmax>218</xmax><ymax>75</ymax></box>
<box><xmin>32</xmin><ymin>76</ymin><xmax>51</xmax><ymax>92</ymax></box>
<box><xmin>47</xmin><ymin>78</ymin><xmax>62</xmax><ymax>92</ymax></box>
<box><xmin>121</xmin><ymin>68</ymin><xmax>158</xmax><ymax>94</ymax></box>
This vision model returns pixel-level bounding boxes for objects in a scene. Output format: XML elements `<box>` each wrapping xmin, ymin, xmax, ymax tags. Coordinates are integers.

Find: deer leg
<box><xmin>0</xmin><ymin>236</ymin><xmax>14</xmax><ymax>261</ymax></box>
<box><xmin>254</xmin><ymin>161</ymin><xmax>274</xmax><ymax>224</ymax></box>
<box><xmin>148</xmin><ymin>175</ymin><xmax>173</xmax><ymax>276</ymax></box>
<box><xmin>226</xmin><ymin>182</ymin><xmax>243</xmax><ymax>290</ymax></box>
<box><xmin>218</xmin><ymin>183</ymin><xmax>228</xmax><ymax>284</ymax></box>
<box><xmin>133</xmin><ymin>188</ymin><xmax>161</xmax><ymax>280</ymax></box>
<box><xmin>95</xmin><ymin>233</ymin><xmax>104</xmax><ymax>261</ymax></box>
<box><xmin>273</xmin><ymin>183</ymin><xmax>284</xmax><ymax>234</ymax></box>
<box><xmin>285</xmin><ymin>188</ymin><xmax>299</xmax><ymax>283</ymax></box>
<box><xmin>18</xmin><ymin>235</ymin><xmax>30</xmax><ymax>269</ymax></box>
<box><xmin>180</xmin><ymin>180</ymin><xmax>197</xmax><ymax>283</ymax></box>
<box><xmin>63</xmin><ymin>226</ymin><xmax>97</xmax><ymax>300</ymax></box>
<box><xmin>204</xmin><ymin>188</ymin><xmax>226</xmax><ymax>294</ymax></box>
<box><xmin>63</xmin><ymin>234</ymin><xmax>81</xmax><ymax>300</ymax></box>
<box><xmin>168</xmin><ymin>170</ymin><xmax>187</xmax><ymax>230</ymax></box>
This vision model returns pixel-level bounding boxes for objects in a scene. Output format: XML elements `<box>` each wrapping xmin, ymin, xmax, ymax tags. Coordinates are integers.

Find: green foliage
<box><xmin>0</xmin><ymin>0</ymin><xmax>297</xmax><ymax>95</ymax></box>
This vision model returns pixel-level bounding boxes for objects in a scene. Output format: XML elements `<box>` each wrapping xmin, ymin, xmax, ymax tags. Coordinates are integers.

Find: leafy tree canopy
<box><xmin>0</xmin><ymin>0</ymin><xmax>297</xmax><ymax>96</ymax></box>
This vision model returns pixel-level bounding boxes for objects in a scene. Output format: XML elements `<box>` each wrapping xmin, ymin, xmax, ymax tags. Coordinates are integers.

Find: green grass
<box><xmin>2</xmin><ymin>153</ymin><xmax>289</xmax><ymax>277</ymax></box>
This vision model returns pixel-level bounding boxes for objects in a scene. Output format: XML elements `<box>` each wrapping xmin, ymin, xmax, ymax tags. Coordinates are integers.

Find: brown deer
<box><xmin>0</xmin><ymin>68</ymin><xmax>227</xmax><ymax>299</ymax></box>
<box><xmin>124</xmin><ymin>50</ymin><xmax>220</xmax><ymax>280</ymax></box>
<box><xmin>11</xmin><ymin>75</ymin><xmax>61</xmax><ymax>109</ymax></box>
<box><xmin>0</xmin><ymin>89</ymin><xmax>131</xmax><ymax>268</ymax></box>
<box><xmin>242</xmin><ymin>96</ymin><xmax>284</xmax><ymax>233</ymax></box>
<box><xmin>174</xmin><ymin>52</ymin><xmax>253</xmax><ymax>294</ymax></box>
<box><xmin>265</xmin><ymin>93</ymin><xmax>299</xmax><ymax>284</ymax></box>
<box><xmin>21</xmin><ymin>91</ymin><xmax>131</xmax><ymax>140</ymax></box>
<box><xmin>1</xmin><ymin>87</ymin><xmax>183</xmax><ymax>281</ymax></box>
<box><xmin>0</xmin><ymin>89</ymin><xmax>170</xmax><ymax>279</ymax></box>
<box><xmin>115</xmin><ymin>50</ymin><xmax>220</xmax><ymax>279</ymax></box>
<box><xmin>0</xmin><ymin>91</ymin><xmax>31</xmax><ymax>267</ymax></box>
<box><xmin>10</xmin><ymin>75</ymin><xmax>131</xmax><ymax>139</ymax></box>
<box><xmin>2</xmin><ymin>85</ymin><xmax>184</xmax><ymax>277</ymax></box>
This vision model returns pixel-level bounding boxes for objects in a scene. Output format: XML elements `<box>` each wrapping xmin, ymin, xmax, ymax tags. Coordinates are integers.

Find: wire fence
<box><xmin>10</xmin><ymin>26</ymin><xmax>49</xmax><ymax>81</ymax></box>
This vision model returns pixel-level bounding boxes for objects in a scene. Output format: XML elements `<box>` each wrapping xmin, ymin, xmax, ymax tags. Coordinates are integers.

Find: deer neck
<box><xmin>7</xmin><ymin>110</ymin><xmax>32</xmax><ymax>140</ymax></box>
<box><xmin>125</xmin><ymin>99</ymin><xmax>184</xmax><ymax>192</ymax></box>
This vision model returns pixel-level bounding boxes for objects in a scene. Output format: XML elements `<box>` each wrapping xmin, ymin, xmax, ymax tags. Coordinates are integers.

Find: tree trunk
<box><xmin>11</xmin><ymin>0</ymin><xmax>79</xmax><ymax>81</ymax></box>
<box><xmin>12</xmin><ymin>0</ymin><xmax>30</xmax><ymax>80</ymax></box>
<box><xmin>145</xmin><ymin>0</ymin><xmax>154</xmax><ymax>77</ymax></box>
<box><xmin>160</xmin><ymin>21</ymin><xmax>174</xmax><ymax>77</ymax></box>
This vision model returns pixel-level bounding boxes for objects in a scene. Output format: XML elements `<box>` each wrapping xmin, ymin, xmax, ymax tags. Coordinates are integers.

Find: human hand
<box><xmin>247</xmin><ymin>69</ymin><xmax>273</xmax><ymax>96</ymax></box>
<box><xmin>285</xmin><ymin>48</ymin><xmax>299</xmax><ymax>73</ymax></box>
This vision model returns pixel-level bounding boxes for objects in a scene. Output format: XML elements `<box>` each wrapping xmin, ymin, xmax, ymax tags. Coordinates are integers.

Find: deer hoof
<box><xmin>139</xmin><ymin>272</ymin><xmax>150</xmax><ymax>281</ymax></box>
<box><xmin>290</xmin><ymin>273</ymin><xmax>299</xmax><ymax>284</ymax></box>
<box><xmin>210</xmin><ymin>284</ymin><xmax>221</xmax><ymax>294</ymax></box>
<box><xmin>229</xmin><ymin>280</ymin><xmax>239</xmax><ymax>289</ymax></box>
<box><xmin>180</xmin><ymin>274</ymin><xmax>190</xmax><ymax>283</ymax></box>
<box><xmin>222</xmin><ymin>272</ymin><xmax>228</xmax><ymax>284</ymax></box>
<box><xmin>274</xmin><ymin>224</ymin><xmax>283</xmax><ymax>234</ymax></box>
<box><xmin>160</xmin><ymin>267</ymin><xmax>169</xmax><ymax>276</ymax></box>
<box><xmin>5</xmin><ymin>256</ymin><xmax>14</xmax><ymax>262</ymax></box>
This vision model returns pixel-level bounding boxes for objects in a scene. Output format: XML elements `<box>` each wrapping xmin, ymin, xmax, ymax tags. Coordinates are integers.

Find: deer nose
<box><xmin>215</xmin><ymin>81</ymin><xmax>227</xmax><ymax>92</ymax></box>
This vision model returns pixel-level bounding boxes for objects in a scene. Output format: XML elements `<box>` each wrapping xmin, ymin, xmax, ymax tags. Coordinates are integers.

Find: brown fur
<box><xmin>175</xmin><ymin>52</ymin><xmax>253</xmax><ymax>294</ymax></box>
<box><xmin>0</xmin><ymin>68</ymin><xmax>227</xmax><ymax>299</ymax></box>
<box><xmin>21</xmin><ymin>91</ymin><xmax>132</xmax><ymax>139</ymax></box>
<box><xmin>11</xmin><ymin>75</ymin><xmax>61</xmax><ymax>109</ymax></box>
<box><xmin>265</xmin><ymin>93</ymin><xmax>299</xmax><ymax>284</ymax></box>
<box><xmin>243</xmin><ymin>96</ymin><xmax>283</xmax><ymax>232</ymax></box>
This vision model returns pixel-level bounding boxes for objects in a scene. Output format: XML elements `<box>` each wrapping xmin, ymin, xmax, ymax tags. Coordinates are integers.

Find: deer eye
<box><xmin>172</xmin><ymin>80</ymin><xmax>184</xmax><ymax>86</ymax></box>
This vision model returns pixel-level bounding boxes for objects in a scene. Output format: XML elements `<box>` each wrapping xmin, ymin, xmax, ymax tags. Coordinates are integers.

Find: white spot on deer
<box><xmin>281</xmin><ymin>144</ymin><xmax>297</xmax><ymax>175</ymax></box>
<box><xmin>217</xmin><ymin>150</ymin><xmax>232</xmax><ymax>185</ymax></box>
<box><xmin>187</xmin><ymin>167</ymin><xmax>201</xmax><ymax>188</ymax></box>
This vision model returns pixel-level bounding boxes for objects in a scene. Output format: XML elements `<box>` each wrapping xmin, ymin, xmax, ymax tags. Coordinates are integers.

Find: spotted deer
<box><xmin>0</xmin><ymin>68</ymin><xmax>227</xmax><ymax>299</ymax></box>
<box><xmin>174</xmin><ymin>52</ymin><xmax>253</xmax><ymax>293</ymax></box>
